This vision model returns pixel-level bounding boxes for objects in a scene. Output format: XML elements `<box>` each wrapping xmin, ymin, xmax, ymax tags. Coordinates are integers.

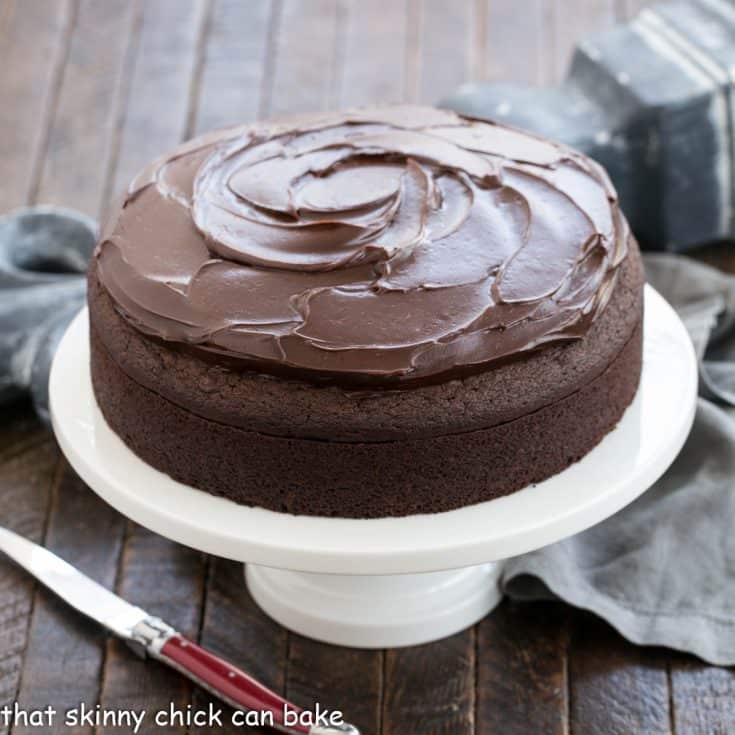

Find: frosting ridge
<box><xmin>95</xmin><ymin>105</ymin><xmax>629</xmax><ymax>385</ymax></box>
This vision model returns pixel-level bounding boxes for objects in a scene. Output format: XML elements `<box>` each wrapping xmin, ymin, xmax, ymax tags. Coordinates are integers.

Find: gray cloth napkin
<box><xmin>502</xmin><ymin>253</ymin><xmax>735</xmax><ymax>666</ymax></box>
<box><xmin>0</xmin><ymin>207</ymin><xmax>94</xmax><ymax>422</ymax></box>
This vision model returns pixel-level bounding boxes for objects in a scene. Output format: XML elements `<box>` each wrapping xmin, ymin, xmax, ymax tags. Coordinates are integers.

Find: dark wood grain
<box><xmin>285</xmin><ymin>637</ymin><xmax>382</xmax><ymax>735</ymax></box>
<box><xmin>34</xmin><ymin>0</ymin><xmax>138</xmax><ymax>217</ymax></box>
<box><xmin>0</xmin><ymin>403</ymin><xmax>46</xmax><ymax>466</ymax></box>
<box><xmin>0</xmin><ymin>0</ymin><xmax>74</xmax><ymax>212</ymax></box>
<box><xmin>97</xmin><ymin>524</ymin><xmax>206</xmax><ymax>735</ymax></box>
<box><xmin>382</xmin><ymin>631</ymin><xmax>475</xmax><ymax>735</ymax></box>
<box><xmin>189</xmin><ymin>558</ymin><xmax>288</xmax><ymax>735</ymax></box>
<box><xmin>2</xmin><ymin>3</ymin><xmax>113</xmax><ymax>722</ymax></box>
<box><xmin>476</xmin><ymin>600</ymin><xmax>569</xmax><ymax>735</ymax></box>
<box><xmin>569</xmin><ymin>613</ymin><xmax>671</xmax><ymax>735</ymax></box>
<box><xmin>13</xmin><ymin>466</ymin><xmax>125</xmax><ymax>735</ymax></box>
<box><xmin>109</xmin><ymin>0</ymin><xmax>208</xmax><ymax>198</ymax></box>
<box><xmin>0</xmin><ymin>440</ymin><xmax>58</xmax><ymax>734</ymax></box>
<box><xmin>3</xmin><ymin>1</ymin><xmax>210</xmax><ymax>730</ymax></box>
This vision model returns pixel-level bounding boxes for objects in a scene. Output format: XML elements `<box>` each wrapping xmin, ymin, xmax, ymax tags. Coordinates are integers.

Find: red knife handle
<box><xmin>155</xmin><ymin>634</ymin><xmax>310</xmax><ymax>734</ymax></box>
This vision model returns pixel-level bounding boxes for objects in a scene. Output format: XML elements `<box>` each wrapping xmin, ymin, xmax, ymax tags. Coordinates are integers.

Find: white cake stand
<box><xmin>50</xmin><ymin>285</ymin><xmax>697</xmax><ymax>648</ymax></box>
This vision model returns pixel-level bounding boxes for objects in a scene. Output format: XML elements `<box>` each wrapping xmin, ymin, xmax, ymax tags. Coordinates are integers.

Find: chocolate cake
<box><xmin>88</xmin><ymin>105</ymin><xmax>644</xmax><ymax>518</ymax></box>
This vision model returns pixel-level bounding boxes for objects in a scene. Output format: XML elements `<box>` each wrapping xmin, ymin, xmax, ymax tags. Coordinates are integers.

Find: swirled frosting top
<box><xmin>95</xmin><ymin>105</ymin><xmax>629</xmax><ymax>385</ymax></box>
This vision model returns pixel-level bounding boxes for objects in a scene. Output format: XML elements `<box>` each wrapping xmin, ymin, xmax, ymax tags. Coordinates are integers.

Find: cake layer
<box><xmin>90</xmin><ymin>314</ymin><xmax>642</xmax><ymax>518</ymax></box>
<box><xmin>93</xmin><ymin>106</ymin><xmax>630</xmax><ymax>386</ymax></box>
<box><xmin>88</xmin><ymin>245</ymin><xmax>642</xmax><ymax>443</ymax></box>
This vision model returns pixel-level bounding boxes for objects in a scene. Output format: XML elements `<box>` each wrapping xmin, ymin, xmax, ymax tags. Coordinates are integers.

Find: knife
<box><xmin>0</xmin><ymin>526</ymin><xmax>358</xmax><ymax>735</ymax></box>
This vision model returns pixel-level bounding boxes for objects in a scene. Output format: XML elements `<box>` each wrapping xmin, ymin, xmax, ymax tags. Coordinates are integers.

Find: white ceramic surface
<box><xmin>50</xmin><ymin>286</ymin><xmax>697</xmax><ymax>647</ymax></box>
<box><xmin>246</xmin><ymin>562</ymin><xmax>502</xmax><ymax>648</ymax></box>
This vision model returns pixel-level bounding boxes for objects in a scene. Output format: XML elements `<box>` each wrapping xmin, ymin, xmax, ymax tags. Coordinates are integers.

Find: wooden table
<box><xmin>1</xmin><ymin>1</ymin><xmax>734</xmax><ymax>733</ymax></box>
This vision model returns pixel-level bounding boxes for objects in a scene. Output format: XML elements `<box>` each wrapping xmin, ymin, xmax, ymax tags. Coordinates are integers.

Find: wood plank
<box><xmin>476</xmin><ymin>600</ymin><xmax>568</xmax><ymax>735</ymax></box>
<box><xmin>382</xmin><ymin>630</ymin><xmax>474</xmax><ymax>735</ymax></box>
<box><xmin>0</xmin><ymin>0</ymin><xmax>73</xmax><ymax>212</ymax></box>
<box><xmin>97</xmin><ymin>524</ymin><xmax>206</xmax><ymax>735</ymax></box>
<box><xmin>338</xmin><ymin>0</ymin><xmax>409</xmax><ymax>107</ymax></box>
<box><xmin>670</xmin><ymin>657</ymin><xmax>735</xmax><ymax>735</ymax></box>
<box><xmin>1</xmin><ymin>0</ymin><xmax>212</xmax><ymax>720</ymax></box>
<box><xmin>267</xmin><ymin>0</ymin><xmax>339</xmax><ymax>116</ymax></box>
<box><xmin>109</xmin><ymin>0</ymin><xmax>207</xmax><ymax>199</ymax></box>
<box><xmin>0</xmin><ymin>440</ymin><xmax>58</xmax><ymax>733</ymax></box>
<box><xmin>484</xmin><ymin>0</ymin><xmax>553</xmax><ymax>84</ymax></box>
<box><xmin>34</xmin><ymin>0</ymin><xmax>138</xmax><ymax>217</ymax></box>
<box><xmin>190</xmin><ymin>558</ymin><xmax>288</xmax><ymax>735</ymax></box>
<box><xmin>194</xmin><ymin>0</ymin><xmax>274</xmax><ymax>131</ymax></box>
<box><xmin>285</xmin><ymin>637</ymin><xmax>382</xmax><ymax>735</ymax></box>
<box><xmin>0</xmin><ymin>402</ymin><xmax>45</xmax><ymax>465</ymax></box>
<box><xmin>0</xmin><ymin>0</ymin><xmax>136</xmax><ymax>727</ymax></box>
<box><xmin>417</xmin><ymin>0</ymin><xmax>474</xmax><ymax>104</ymax></box>
<box><xmin>552</xmin><ymin>0</ymin><xmax>616</xmax><ymax>82</ymax></box>
<box><xmin>569</xmin><ymin>612</ymin><xmax>671</xmax><ymax>735</ymax></box>
<box><xmin>12</xmin><ymin>466</ymin><xmax>126</xmax><ymax>735</ymax></box>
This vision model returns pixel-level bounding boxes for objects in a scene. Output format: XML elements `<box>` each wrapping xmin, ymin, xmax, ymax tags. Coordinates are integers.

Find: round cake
<box><xmin>88</xmin><ymin>105</ymin><xmax>644</xmax><ymax>518</ymax></box>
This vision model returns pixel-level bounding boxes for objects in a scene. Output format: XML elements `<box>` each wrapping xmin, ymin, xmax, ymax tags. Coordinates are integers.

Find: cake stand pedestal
<box><xmin>50</xmin><ymin>286</ymin><xmax>697</xmax><ymax>649</ymax></box>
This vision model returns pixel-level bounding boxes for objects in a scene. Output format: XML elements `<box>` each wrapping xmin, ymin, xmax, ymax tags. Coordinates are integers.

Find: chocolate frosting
<box><xmin>95</xmin><ymin>105</ymin><xmax>629</xmax><ymax>385</ymax></box>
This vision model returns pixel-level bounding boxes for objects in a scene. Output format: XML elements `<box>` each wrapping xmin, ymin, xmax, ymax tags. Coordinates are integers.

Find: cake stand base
<box><xmin>246</xmin><ymin>563</ymin><xmax>501</xmax><ymax>648</ymax></box>
<box><xmin>50</xmin><ymin>286</ymin><xmax>698</xmax><ymax>649</ymax></box>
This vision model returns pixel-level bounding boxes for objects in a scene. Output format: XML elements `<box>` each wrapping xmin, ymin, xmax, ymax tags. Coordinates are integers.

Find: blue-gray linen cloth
<box><xmin>502</xmin><ymin>254</ymin><xmax>735</xmax><ymax>666</ymax></box>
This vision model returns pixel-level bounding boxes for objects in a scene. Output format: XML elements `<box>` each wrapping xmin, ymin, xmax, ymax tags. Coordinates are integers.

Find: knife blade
<box><xmin>0</xmin><ymin>526</ymin><xmax>358</xmax><ymax>735</ymax></box>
